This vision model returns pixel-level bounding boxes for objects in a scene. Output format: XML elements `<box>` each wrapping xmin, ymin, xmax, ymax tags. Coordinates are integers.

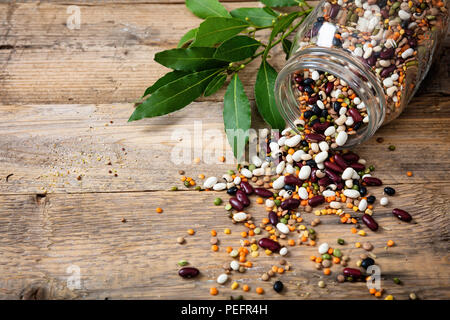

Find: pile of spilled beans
<box><xmin>173</xmin><ymin>67</ymin><xmax>416</xmax><ymax>299</ymax></box>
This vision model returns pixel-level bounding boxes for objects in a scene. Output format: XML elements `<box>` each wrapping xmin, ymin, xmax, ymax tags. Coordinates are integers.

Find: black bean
<box><xmin>359</xmin><ymin>186</ymin><xmax>367</xmax><ymax>197</ymax></box>
<box><xmin>384</xmin><ymin>187</ymin><xmax>396</xmax><ymax>196</ymax></box>
<box><xmin>273</xmin><ymin>281</ymin><xmax>284</xmax><ymax>293</ymax></box>
<box><xmin>306</xmin><ymin>159</ymin><xmax>317</xmax><ymax>168</ymax></box>
<box><xmin>332</xmin><ymin>36</ymin><xmax>342</xmax><ymax>47</ymax></box>
<box><xmin>353</xmin><ymin>121</ymin><xmax>362</xmax><ymax>130</ymax></box>
<box><xmin>367</xmin><ymin>195</ymin><xmax>376</xmax><ymax>204</ymax></box>
<box><xmin>321</xmin><ymin>109</ymin><xmax>328</xmax><ymax>118</ymax></box>
<box><xmin>303</xmin><ymin>110</ymin><xmax>314</xmax><ymax>119</ymax></box>
<box><xmin>333</xmin><ymin>101</ymin><xmax>341</xmax><ymax>112</ymax></box>
<box><xmin>227</xmin><ymin>186</ymin><xmax>238</xmax><ymax>195</ymax></box>
<box><xmin>302</xmin><ymin>78</ymin><xmax>314</xmax><ymax>86</ymax></box>
<box><xmin>301</xmin><ymin>140</ymin><xmax>309</xmax><ymax>147</ymax></box>
<box><xmin>312</xmin><ymin>104</ymin><xmax>321</xmax><ymax>115</ymax></box>
<box><xmin>304</xmin><ymin>86</ymin><xmax>314</xmax><ymax>94</ymax></box>
<box><xmin>361</xmin><ymin>257</ymin><xmax>375</xmax><ymax>269</ymax></box>
<box><xmin>284</xmin><ymin>184</ymin><xmax>296</xmax><ymax>191</ymax></box>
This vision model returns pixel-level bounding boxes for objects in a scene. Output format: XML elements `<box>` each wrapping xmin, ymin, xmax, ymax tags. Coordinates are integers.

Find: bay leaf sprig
<box><xmin>129</xmin><ymin>0</ymin><xmax>312</xmax><ymax>159</ymax></box>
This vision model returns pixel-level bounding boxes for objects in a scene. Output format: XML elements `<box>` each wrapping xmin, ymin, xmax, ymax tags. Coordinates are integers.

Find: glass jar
<box><xmin>275</xmin><ymin>0</ymin><xmax>448</xmax><ymax>148</ymax></box>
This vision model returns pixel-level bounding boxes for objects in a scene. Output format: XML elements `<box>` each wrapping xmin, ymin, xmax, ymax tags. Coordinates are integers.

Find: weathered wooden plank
<box><xmin>0</xmin><ymin>2</ymin><xmax>448</xmax><ymax>105</ymax></box>
<box><xmin>0</xmin><ymin>184</ymin><xmax>448</xmax><ymax>299</ymax></box>
<box><xmin>0</xmin><ymin>95</ymin><xmax>449</xmax><ymax>194</ymax></box>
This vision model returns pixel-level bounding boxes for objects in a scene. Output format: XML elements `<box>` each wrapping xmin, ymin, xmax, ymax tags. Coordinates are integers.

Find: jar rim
<box><xmin>275</xmin><ymin>46</ymin><xmax>387</xmax><ymax>149</ymax></box>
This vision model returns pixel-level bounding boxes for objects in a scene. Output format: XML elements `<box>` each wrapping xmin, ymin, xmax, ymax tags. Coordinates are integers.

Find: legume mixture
<box><xmin>172</xmin><ymin>0</ymin><xmax>447</xmax><ymax>299</ymax></box>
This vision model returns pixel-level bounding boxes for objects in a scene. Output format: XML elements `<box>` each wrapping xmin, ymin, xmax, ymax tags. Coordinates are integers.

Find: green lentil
<box><xmin>333</xmin><ymin>249</ymin><xmax>342</xmax><ymax>258</ymax></box>
<box><xmin>184</xmin><ymin>181</ymin><xmax>190</xmax><ymax>187</ymax></box>
<box><xmin>225</xmin><ymin>203</ymin><xmax>232</xmax><ymax>211</ymax></box>
<box><xmin>170</xmin><ymin>186</ymin><xmax>178</xmax><ymax>191</ymax></box>
<box><xmin>214</xmin><ymin>198</ymin><xmax>223</xmax><ymax>205</ymax></box>
<box><xmin>369</xmin><ymin>165</ymin><xmax>375</xmax><ymax>171</ymax></box>
<box><xmin>274</xmin><ymin>199</ymin><xmax>281</xmax><ymax>207</ymax></box>
<box><xmin>322</xmin><ymin>253</ymin><xmax>331</xmax><ymax>260</ymax></box>
<box><xmin>337</xmin><ymin>238</ymin><xmax>345</xmax><ymax>245</ymax></box>
<box><xmin>227</xmin><ymin>170</ymin><xmax>235</xmax><ymax>175</ymax></box>
<box><xmin>388</xmin><ymin>145</ymin><xmax>396</xmax><ymax>151</ymax></box>
<box><xmin>280</xmin><ymin>218</ymin><xmax>288</xmax><ymax>224</ymax></box>
<box><xmin>393</xmin><ymin>277</ymin><xmax>401</xmax><ymax>285</ymax></box>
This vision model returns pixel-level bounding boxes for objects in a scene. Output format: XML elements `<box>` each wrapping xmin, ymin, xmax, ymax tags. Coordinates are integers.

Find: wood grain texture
<box><xmin>0</xmin><ymin>184</ymin><xmax>448</xmax><ymax>300</ymax></box>
<box><xmin>0</xmin><ymin>0</ymin><xmax>449</xmax><ymax>300</ymax></box>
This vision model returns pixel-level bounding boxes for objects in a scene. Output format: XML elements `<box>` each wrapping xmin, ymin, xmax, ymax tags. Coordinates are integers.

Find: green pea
<box><xmin>337</xmin><ymin>238</ymin><xmax>345</xmax><ymax>245</ymax></box>
<box><xmin>280</xmin><ymin>218</ymin><xmax>288</xmax><ymax>224</ymax></box>
<box><xmin>214</xmin><ymin>198</ymin><xmax>222</xmax><ymax>205</ymax></box>
<box><xmin>369</xmin><ymin>165</ymin><xmax>375</xmax><ymax>171</ymax></box>
<box><xmin>283</xmin><ymin>214</ymin><xmax>290</xmax><ymax>220</ymax></box>
<box><xmin>364</xmin><ymin>168</ymin><xmax>371</xmax><ymax>174</ymax></box>
<box><xmin>310</xmin><ymin>115</ymin><xmax>318</xmax><ymax>121</ymax></box>
<box><xmin>225</xmin><ymin>204</ymin><xmax>232</xmax><ymax>211</ymax></box>
<box><xmin>170</xmin><ymin>186</ymin><xmax>178</xmax><ymax>191</ymax></box>
<box><xmin>274</xmin><ymin>199</ymin><xmax>281</xmax><ymax>206</ymax></box>
<box><xmin>178</xmin><ymin>260</ymin><xmax>188</xmax><ymax>266</ymax></box>
<box><xmin>228</xmin><ymin>170</ymin><xmax>235</xmax><ymax>175</ymax></box>
<box><xmin>302</xmin><ymin>183</ymin><xmax>309</xmax><ymax>188</ymax></box>
<box><xmin>393</xmin><ymin>277</ymin><xmax>401</xmax><ymax>285</ymax></box>
<box><xmin>303</xmin><ymin>147</ymin><xmax>309</xmax><ymax>152</ymax></box>
<box><xmin>388</xmin><ymin>145</ymin><xmax>396</xmax><ymax>151</ymax></box>
<box><xmin>322</xmin><ymin>254</ymin><xmax>331</xmax><ymax>260</ymax></box>
<box><xmin>352</xmin><ymin>185</ymin><xmax>359</xmax><ymax>190</ymax></box>
<box><xmin>309</xmin><ymin>228</ymin><xmax>315</xmax><ymax>235</ymax></box>
<box><xmin>195</xmin><ymin>186</ymin><xmax>201</xmax><ymax>191</ymax></box>
<box><xmin>184</xmin><ymin>181</ymin><xmax>190</xmax><ymax>187</ymax></box>
<box><xmin>333</xmin><ymin>249</ymin><xmax>342</xmax><ymax>258</ymax></box>
<box><xmin>320</xmin><ymin>117</ymin><xmax>325</xmax><ymax>123</ymax></box>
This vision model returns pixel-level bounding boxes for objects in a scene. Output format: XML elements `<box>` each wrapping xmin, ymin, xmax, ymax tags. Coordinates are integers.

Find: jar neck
<box><xmin>275</xmin><ymin>47</ymin><xmax>387</xmax><ymax>148</ymax></box>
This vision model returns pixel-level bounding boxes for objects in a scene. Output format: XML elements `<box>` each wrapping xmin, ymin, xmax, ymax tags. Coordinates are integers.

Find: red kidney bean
<box><xmin>310</xmin><ymin>168</ymin><xmax>318</xmax><ymax>183</ymax></box>
<box><xmin>362</xmin><ymin>214</ymin><xmax>379</xmax><ymax>231</ymax></box>
<box><xmin>343</xmin><ymin>268</ymin><xmax>362</xmax><ymax>279</ymax></box>
<box><xmin>363</xmin><ymin>177</ymin><xmax>382</xmax><ymax>186</ymax></box>
<box><xmin>329</xmin><ymin>4</ymin><xmax>340</xmax><ymax>18</ymax></box>
<box><xmin>336</xmin><ymin>182</ymin><xmax>344</xmax><ymax>190</ymax></box>
<box><xmin>258</xmin><ymin>238</ymin><xmax>281</xmax><ymax>252</ymax></box>
<box><xmin>367</xmin><ymin>55</ymin><xmax>377</xmax><ymax>67</ymax></box>
<box><xmin>281</xmin><ymin>198</ymin><xmax>300</xmax><ymax>210</ymax></box>
<box><xmin>318</xmin><ymin>177</ymin><xmax>332</xmax><ymax>187</ymax></box>
<box><xmin>325</xmin><ymin>82</ymin><xmax>334</xmax><ymax>95</ymax></box>
<box><xmin>381</xmin><ymin>9</ymin><xmax>389</xmax><ymax>19</ymax></box>
<box><xmin>254</xmin><ymin>188</ymin><xmax>273</xmax><ymax>198</ymax></box>
<box><xmin>178</xmin><ymin>267</ymin><xmax>199</xmax><ymax>278</ymax></box>
<box><xmin>348</xmin><ymin>108</ymin><xmax>363</xmax><ymax>123</ymax></box>
<box><xmin>308</xmin><ymin>195</ymin><xmax>325</xmax><ymax>207</ymax></box>
<box><xmin>236</xmin><ymin>190</ymin><xmax>250</xmax><ymax>207</ymax></box>
<box><xmin>284</xmin><ymin>175</ymin><xmax>303</xmax><ymax>186</ymax></box>
<box><xmin>240</xmin><ymin>181</ymin><xmax>254</xmax><ymax>195</ymax></box>
<box><xmin>324</xmin><ymin>169</ymin><xmax>342</xmax><ymax>183</ymax></box>
<box><xmin>305</xmin><ymin>133</ymin><xmax>325</xmax><ymax>142</ymax></box>
<box><xmin>379</xmin><ymin>47</ymin><xmax>394</xmax><ymax>59</ymax></box>
<box><xmin>312</xmin><ymin>122</ymin><xmax>330</xmax><ymax>133</ymax></box>
<box><xmin>268</xmin><ymin>211</ymin><xmax>278</xmax><ymax>225</ymax></box>
<box><xmin>380</xmin><ymin>65</ymin><xmax>396</xmax><ymax>78</ymax></box>
<box><xmin>333</xmin><ymin>153</ymin><xmax>349</xmax><ymax>169</ymax></box>
<box><xmin>308</xmin><ymin>95</ymin><xmax>319</xmax><ymax>104</ymax></box>
<box><xmin>342</xmin><ymin>152</ymin><xmax>359</xmax><ymax>163</ymax></box>
<box><xmin>229</xmin><ymin>197</ymin><xmax>244</xmax><ymax>211</ymax></box>
<box><xmin>350</xmin><ymin>163</ymin><xmax>365</xmax><ymax>171</ymax></box>
<box><xmin>392</xmin><ymin>208</ymin><xmax>412</xmax><ymax>222</ymax></box>
<box><xmin>324</xmin><ymin>161</ymin><xmax>344</xmax><ymax>173</ymax></box>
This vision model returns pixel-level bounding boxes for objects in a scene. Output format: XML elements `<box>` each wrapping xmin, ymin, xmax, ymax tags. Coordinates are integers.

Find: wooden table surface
<box><xmin>0</xmin><ymin>0</ymin><xmax>449</xmax><ymax>300</ymax></box>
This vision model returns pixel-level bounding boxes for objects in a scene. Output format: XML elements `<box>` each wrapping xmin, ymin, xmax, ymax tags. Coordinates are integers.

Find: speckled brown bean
<box><xmin>229</xmin><ymin>197</ymin><xmax>244</xmax><ymax>211</ymax></box>
<box><xmin>254</xmin><ymin>188</ymin><xmax>274</xmax><ymax>198</ymax></box>
<box><xmin>308</xmin><ymin>195</ymin><xmax>325</xmax><ymax>207</ymax></box>
<box><xmin>236</xmin><ymin>190</ymin><xmax>250</xmax><ymax>207</ymax></box>
<box><xmin>258</xmin><ymin>238</ymin><xmax>281</xmax><ymax>252</ymax></box>
<box><xmin>268</xmin><ymin>211</ymin><xmax>278</xmax><ymax>225</ymax></box>
<box><xmin>392</xmin><ymin>208</ymin><xmax>412</xmax><ymax>222</ymax></box>
<box><xmin>178</xmin><ymin>267</ymin><xmax>199</xmax><ymax>278</ymax></box>
<box><xmin>343</xmin><ymin>268</ymin><xmax>362</xmax><ymax>279</ymax></box>
<box><xmin>363</xmin><ymin>177</ymin><xmax>383</xmax><ymax>186</ymax></box>
<box><xmin>240</xmin><ymin>181</ymin><xmax>254</xmax><ymax>195</ymax></box>
<box><xmin>362</xmin><ymin>214</ymin><xmax>379</xmax><ymax>231</ymax></box>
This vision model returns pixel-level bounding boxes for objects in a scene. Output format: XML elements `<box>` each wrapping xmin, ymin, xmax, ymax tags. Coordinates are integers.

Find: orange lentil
<box><xmin>219</xmin><ymin>156</ymin><xmax>225</xmax><ymax>162</ymax></box>
<box><xmin>272</xmin><ymin>265</ymin><xmax>278</xmax><ymax>272</ymax></box>
<box><xmin>211</xmin><ymin>245</ymin><xmax>218</xmax><ymax>251</ymax></box>
<box><xmin>351</xmin><ymin>228</ymin><xmax>357</xmax><ymax>234</ymax></box>
<box><xmin>375</xmin><ymin>291</ymin><xmax>382</xmax><ymax>298</ymax></box>
<box><xmin>407</xmin><ymin>171</ymin><xmax>413</xmax><ymax>177</ymax></box>
<box><xmin>241</xmin><ymin>231</ymin><xmax>248</xmax><ymax>238</ymax></box>
<box><xmin>248</xmin><ymin>230</ymin><xmax>255</xmax><ymax>237</ymax></box>
<box><xmin>211</xmin><ymin>230</ymin><xmax>217</xmax><ymax>237</ymax></box>
<box><xmin>262</xmin><ymin>218</ymin><xmax>269</xmax><ymax>225</ymax></box>
<box><xmin>243</xmin><ymin>285</ymin><xmax>250</xmax><ymax>292</ymax></box>
<box><xmin>315</xmin><ymin>257</ymin><xmax>323</xmax><ymax>263</ymax></box>
<box><xmin>387</xmin><ymin>240</ymin><xmax>395</xmax><ymax>247</ymax></box>
<box><xmin>187</xmin><ymin>229</ymin><xmax>195</xmax><ymax>235</ymax></box>
<box><xmin>210</xmin><ymin>287</ymin><xmax>218</xmax><ymax>296</ymax></box>
<box><xmin>340</xmin><ymin>217</ymin><xmax>348</xmax><ymax>223</ymax></box>
<box><xmin>156</xmin><ymin>207</ymin><xmax>163</xmax><ymax>214</ymax></box>
<box><xmin>323</xmin><ymin>268</ymin><xmax>331</xmax><ymax>275</ymax></box>
<box><xmin>189</xmin><ymin>180</ymin><xmax>196</xmax><ymax>186</ymax></box>
<box><xmin>333</xmin><ymin>257</ymin><xmax>341</xmax><ymax>264</ymax></box>
<box><xmin>310</xmin><ymin>255</ymin><xmax>317</xmax><ymax>261</ymax></box>
<box><xmin>239</xmin><ymin>256</ymin><xmax>246</xmax><ymax>263</ymax></box>
<box><xmin>198</xmin><ymin>174</ymin><xmax>205</xmax><ymax>179</ymax></box>
<box><xmin>256</xmin><ymin>287</ymin><xmax>264</xmax><ymax>295</ymax></box>
<box><xmin>369</xmin><ymin>288</ymin><xmax>376</xmax><ymax>295</ymax></box>
<box><xmin>256</xmin><ymin>197</ymin><xmax>264</xmax><ymax>204</ymax></box>
<box><xmin>245</xmin><ymin>261</ymin><xmax>253</xmax><ymax>268</ymax></box>
<box><xmin>277</xmin><ymin>267</ymin><xmax>284</xmax><ymax>274</ymax></box>
<box><xmin>226</xmin><ymin>246</ymin><xmax>233</xmax><ymax>253</ymax></box>
<box><xmin>309</xmin><ymin>240</ymin><xmax>316</xmax><ymax>246</ymax></box>
<box><xmin>328</xmin><ymin>248</ymin><xmax>333</xmax><ymax>255</ymax></box>
<box><xmin>180</xmin><ymin>176</ymin><xmax>186</xmax><ymax>182</ymax></box>
<box><xmin>300</xmin><ymin>236</ymin><xmax>308</xmax><ymax>243</ymax></box>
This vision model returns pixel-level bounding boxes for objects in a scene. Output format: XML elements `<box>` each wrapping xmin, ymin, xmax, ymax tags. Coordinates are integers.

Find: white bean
<box><xmin>203</xmin><ymin>177</ymin><xmax>218</xmax><ymax>188</ymax></box>
<box><xmin>318</xmin><ymin>243</ymin><xmax>329</xmax><ymax>254</ymax></box>
<box><xmin>336</xmin><ymin>131</ymin><xmax>348</xmax><ymax>146</ymax></box>
<box><xmin>380</xmin><ymin>197</ymin><xmax>389</xmax><ymax>206</ymax></box>
<box><xmin>252</xmin><ymin>155</ymin><xmax>263</xmax><ymax>167</ymax></box>
<box><xmin>315</xmin><ymin>151</ymin><xmax>328</xmax><ymax>164</ymax></box>
<box><xmin>298</xmin><ymin>187</ymin><xmax>309</xmax><ymax>200</ymax></box>
<box><xmin>358</xmin><ymin>199</ymin><xmax>368</xmax><ymax>212</ymax></box>
<box><xmin>240</xmin><ymin>168</ymin><xmax>253</xmax><ymax>178</ymax></box>
<box><xmin>276</xmin><ymin>223</ymin><xmax>290</xmax><ymax>234</ymax></box>
<box><xmin>298</xmin><ymin>165</ymin><xmax>311</xmax><ymax>180</ymax></box>
<box><xmin>319</xmin><ymin>141</ymin><xmax>329</xmax><ymax>151</ymax></box>
<box><xmin>276</xmin><ymin>161</ymin><xmax>285</xmax><ymax>175</ymax></box>
<box><xmin>213</xmin><ymin>183</ymin><xmax>227</xmax><ymax>191</ymax></box>
<box><xmin>324</xmin><ymin>126</ymin><xmax>336</xmax><ymax>137</ymax></box>
<box><xmin>322</xmin><ymin>190</ymin><xmax>335</xmax><ymax>197</ymax></box>
<box><xmin>217</xmin><ymin>274</ymin><xmax>228</xmax><ymax>284</ymax></box>
<box><xmin>343</xmin><ymin>189</ymin><xmax>360</xmax><ymax>198</ymax></box>
<box><xmin>292</xmin><ymin>150</ymin><xmax>305</xmax><ymax>162</ymax></box>
<box><xmin>280</xmin><ymin>247</ymin><xmax>288</xmax><ymax>256</ymax></box>
<box><xmin>233</xmin><ymin>212</ymin><xmax>247</xmax><ymax>222</ymax></box>
<box><xmin>342</xmin><ymin>167</ymin><xmax>354</xmax><ymax>180</ymax></box>
<box><xmin>285</xmin><ymin>135</ymin><xmax>302</xmax><ymax>147</ymax></box>
<box><xmin>273</xmin><ymin>176</ymin><xmax>285</xmax><ymax>189</ymax></box>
